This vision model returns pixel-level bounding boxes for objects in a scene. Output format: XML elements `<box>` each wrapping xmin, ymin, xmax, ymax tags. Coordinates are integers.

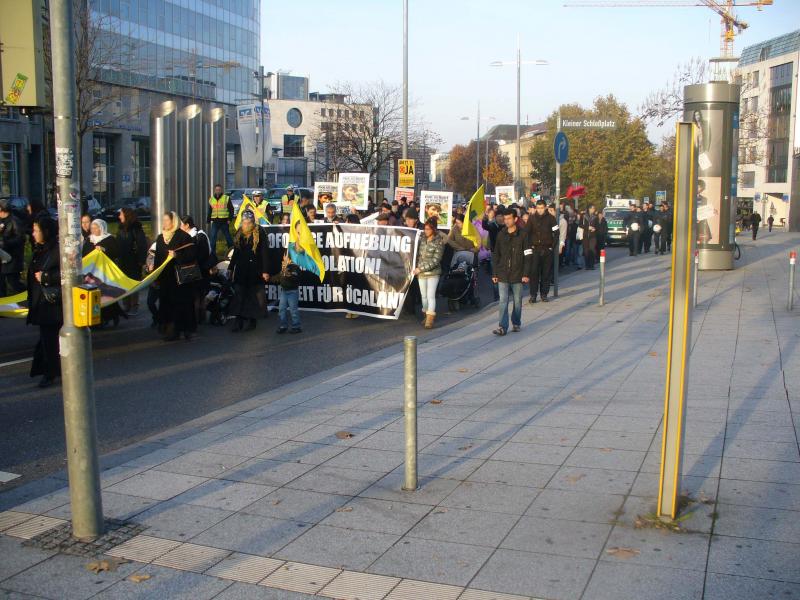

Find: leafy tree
<box><xmin>446</xmin><ymin>140</ymin><xmax>511</xmax><ymax>196</ymax></box>
<box><xmin>527</xmin><ymin>95</ymin><xmax>662</xmax><ymax>209</ymax></box>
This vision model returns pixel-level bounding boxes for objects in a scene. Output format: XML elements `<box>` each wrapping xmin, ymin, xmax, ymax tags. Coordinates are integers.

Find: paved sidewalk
<box><xmin>1</xmin><ymin>232</ymin><xmax>799</xmax><ymax>600</ymax></box>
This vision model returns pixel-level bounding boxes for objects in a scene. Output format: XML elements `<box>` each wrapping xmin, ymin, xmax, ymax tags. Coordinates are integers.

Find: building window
<box><xmin>283</xmin><ymin>134</ymin><xmax>305</xmax><ymax>158</ymax></box>
<box><xmin>0</xmin><ymin>144</ymin><xmax>18</xmax><ymax>196</ymax></box>
<box><xmin>131</xmin><ymin>137</ymin><xmax>150</xmax><ymax>197</ymax></box>
<box><xmin>751</xmin><ymin>70</ymin><xmax>759</xmax><ymax>87</ymax></box>
<box><xmin>320</xmin><ymin>108</ymin><xmax>326</xmax><ymax>118</ymax></box>
<box><xmin>741</xmin><ymin>171</ymin><xmax>755</xmax><ymax>188</ymax></box>
<box><xmin>92</xmin><ymin>135</ymin><xmax>116</xmax><ymax>206</ymax></box>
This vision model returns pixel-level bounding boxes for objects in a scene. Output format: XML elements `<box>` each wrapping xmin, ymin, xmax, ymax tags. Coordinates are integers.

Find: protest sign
<box><xmin>394</xmin><ymin>187</ymin><xmax>415</xmax><ymax>203</ymax></box>
<box><xmin>337</xmin><ymin>173</ymin><xmax>370</xmax><ymax>211</ymax></box>
<box><xmin>495</xmin><ymin>186</ymin><xmax>515</xmax><ymax>206</ymax></box>
<box><xmin>314</xmin><ymin>182</ymin><xmax>338</xmax><ymax>209</ymax></box>
<box><xmin>419</xmin><ymin>190</ymin><xmax>453</xmax><ymax>230</ymax></box>
<box><xmin>264</xmin><ymin>223</ymin><xmax>420</xmax><ymax>319</ymax></box>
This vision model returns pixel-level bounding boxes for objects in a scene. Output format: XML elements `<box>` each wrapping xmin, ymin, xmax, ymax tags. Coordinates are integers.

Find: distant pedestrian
<box><xmin>751</xmin><ymin>211</ymin><xmax>762</xmax><ymax>240</ymax></box>
<box><xmin>274</xmin><ymin>253</ymin><xmax>302</xmax><ymax>334</ymax></box>
<box><xmin>228</xmin><ymin>214</ymin><xmax>269</xmax><ymax>332</ymax></box>
<box><xmin>624</xmin><ymin>206</ymin><xmax>643</xmax><ymax>256</ymax></box>
<box><xmin>0</xmin><ymin>198</ymin><xmax>25</xmax><ymax>297</ymax></box>
<box><xmin>207</xmin><ymin>183</ymin><xmax>234</xmax><ymax>250</ymax></box>
<box><xmin>152</xmin><ymin>212</ymin><xmax>198</xmax><ymax>341</ymax></box>
<box><xmin>27</xmin><ymin>216</ymin><xmax>61</xmax><ymax>388</ymax></box>
<box><xmin>492</xmin><ymin>210</ymin><xmax>531</xmax><ymax>335</ymax></box>
<box><xmin>116</xmin><ymin>207</ymin><xmax>148</xmax><ymax>315</ymax></box>
<box><xmin>526</xmin><ymin>199</ymin><xmax>555</xmax><ymax>303</ymax></box>
<box><xmin>414</xmin><ymin>218</ymin><xmax>445</xmax><ymax>329</ymax></box>
<box><xmin>581</xmin><ymin>204</ymin><xmax>599</xmax><ymax>270</ymax></box>
<box><xmin>767</xmin><ymin>214</ymin><xmax>774</xmax><ymax>232</ymax></box>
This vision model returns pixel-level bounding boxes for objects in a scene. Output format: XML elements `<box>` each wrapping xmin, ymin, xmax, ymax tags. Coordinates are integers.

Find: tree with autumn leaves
<box><xmin>529</xmin><ymin>95</ymin><xmax>670</xmax><ymax>208</ymax></box>
<box><xmin>446</xmin><ymin>140</ymin><xmax>513</xmax><ymax>197</ymax></box>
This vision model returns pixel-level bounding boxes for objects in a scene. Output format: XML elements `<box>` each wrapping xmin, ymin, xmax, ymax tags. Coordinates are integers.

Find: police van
<box><xmin>604</xmin><ymin>196</ymin><xmax>637</xmax><ymax>245</ymax></box>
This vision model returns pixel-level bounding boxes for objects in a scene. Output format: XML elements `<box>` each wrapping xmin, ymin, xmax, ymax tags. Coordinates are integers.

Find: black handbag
<box><xmin>172</xmin><ymin>243</ymin><xmax>202</xmax><ymax>286</ymax></box>
<box><xmin>39</xmin><ymin>252</ymin><xmax>61</xmax><ymax>304</ymax></box>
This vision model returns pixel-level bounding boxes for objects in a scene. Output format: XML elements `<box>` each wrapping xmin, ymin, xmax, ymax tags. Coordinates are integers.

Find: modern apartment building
<box><xmin>735</xmin><ymin>30</ymin><xmax>800</xmax><ymax>230</ymax></box>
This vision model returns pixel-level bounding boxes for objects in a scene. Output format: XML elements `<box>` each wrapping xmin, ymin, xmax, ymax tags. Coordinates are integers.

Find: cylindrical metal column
<box><xmin>598</xmin><ymin>249</ymin><xmax>605</xmax><ymax>306</ymax></box>
<box><xmin>150</xmin><ymin>101</ymin><xmax>178</xmax><ymax>235</ymax></box>
<box><xmin>683</xmin><ymin>83</ymin><xmax>740</xmax><ymax>271</ymax></box>
<box><xmin>402</xmin><ymin>336</ymin><xmax>417</xmax><ymax>492</ymax></box>
<box><xmin>789</xmin><ymin>251</ymin><xmax>796</xmax><ymax>311</ymax></box>
<box><xmin>203</xmin><ymin>107</ymin><xmax>226</xmax><ymax>221</ymax></box>
<box><xmin>178</xmin><ymin>104</ymin><xmax>203</xmax><ymax>222</ymax></box>
<box><xmin>402</xmin><ymin>0</ymin><xmax>408</xmax><ymax>159</ymax></box>
<box><xmin>693</xmin><ymin>250</ymin><xmax>699</xmax><ymax>308</ymax></box>
<box><xmin>49</xmin><ymin>0</ymin><xmax>104</xmax><ymax>540</ymax></box>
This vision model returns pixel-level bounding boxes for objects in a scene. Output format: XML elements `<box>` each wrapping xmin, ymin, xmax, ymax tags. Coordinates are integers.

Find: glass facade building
<box><xmin>89</xmin><ymin>0</ymin><xmax>259</xmax><ymax>105</ymax></box>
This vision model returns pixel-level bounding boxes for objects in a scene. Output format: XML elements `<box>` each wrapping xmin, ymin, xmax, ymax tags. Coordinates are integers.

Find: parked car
<box><xmin>100</xmin><ymin>196</ymin><xmax>151</xmax><ymax>222</ymax></box>
<box><xmin>227</xmin><ymin>188</ymin><xmax>263</xmax><ymax>217</ymax></box>
<box><xmin>43</xmin><ymin>194</ymin><xmax>102</xmax><ymax>220</ymax></box>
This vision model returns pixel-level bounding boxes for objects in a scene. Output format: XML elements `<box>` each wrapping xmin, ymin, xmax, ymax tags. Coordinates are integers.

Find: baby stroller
<box><xmin>206</xmin><ymin>259</ymin><xmax>235</xmax><ymax>325</ymax></box>
<box><xmin>439</xmin><ymin>257</ymin><xmax>480</xmax><ymax>312</ymax></box>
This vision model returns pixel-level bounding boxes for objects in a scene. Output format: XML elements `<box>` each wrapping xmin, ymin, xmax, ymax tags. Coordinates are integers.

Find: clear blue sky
<box><xmin>261</xmin><ymin>0</ymin><xmax>799</xmax><ymax>149</ymax></box>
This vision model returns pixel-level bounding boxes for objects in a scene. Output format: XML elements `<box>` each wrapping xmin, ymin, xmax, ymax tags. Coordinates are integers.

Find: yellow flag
<box><xmin>289</xmin><ymin>202</ymin><xmax>326</xmax><ymax>282</ymax></box>
<box><xmin>462</xmin><ymin>185</ymin><xmax>486</xmax><ymax>248</ymax></box>
<box><xmin>233</xmin><ymin>195</ymin><xmax>270</xmax><ymax>230</ymax></box>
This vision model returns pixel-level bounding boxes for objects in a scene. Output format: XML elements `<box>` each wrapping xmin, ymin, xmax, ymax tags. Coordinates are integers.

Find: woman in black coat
<box><xmin>27</xmin><ymin>216</ymin><xmax>62</xmax><ymax>388</ymax></box>
<box><xmin>88</xmin><ymin>218</ymin><xmax>124</xmax><ymax>327</ymax></box>
<box><xmin>152</xmin><ymin>211</ymin><xmax>198</xmax><ymax>341</ymax></box>
<box><xmin>227</xmin><ymin>213</ymin><xmax>269</xmax><ymax>332</ymax></box>
<box><xmin>116</xmin><ymin>207</ymin><xmax>148</xmax><ymax>314</ymax></box>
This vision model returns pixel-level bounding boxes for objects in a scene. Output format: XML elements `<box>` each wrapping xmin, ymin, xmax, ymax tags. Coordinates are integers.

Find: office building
<box><xmin>735</xmin><ymin>30</ymin><xmax>800</xmax><ymax>230</ymax></box>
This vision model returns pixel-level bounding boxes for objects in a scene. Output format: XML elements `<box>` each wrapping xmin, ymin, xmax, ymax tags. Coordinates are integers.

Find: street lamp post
<box><xmin>491</xmin><ymin>37</ymin><xmax>547</xmax><ymax>201</ymax></box>
<box><xmin>461</xmin><ymin>110</ymin><xmax>495</xmax><ymax>190</ymax></box>
<box><xmin>402</xmin><ymin>0</ymin><xmax>408</xmax><ymax>160</ymax></box>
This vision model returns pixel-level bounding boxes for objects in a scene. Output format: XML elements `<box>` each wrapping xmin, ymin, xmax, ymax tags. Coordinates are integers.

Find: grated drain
<box><xmin>22</xmin><ymin>518</ymin><xmax>146</xmax><ymax>557</ymax></box>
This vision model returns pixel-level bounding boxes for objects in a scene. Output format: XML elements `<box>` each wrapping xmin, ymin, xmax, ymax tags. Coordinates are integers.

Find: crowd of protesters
<box><xmin>3</xmin><ymin>183</ymin><xmax>685</xmax><ymax>387</ymax></box>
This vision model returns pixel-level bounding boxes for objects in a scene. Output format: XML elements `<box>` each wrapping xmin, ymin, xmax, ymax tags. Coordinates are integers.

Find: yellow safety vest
<box><xmin>209</xmin><ymin>194</ymin><xmax>230</xmax><ymax>219</ymax></box>
<box><xmin>281</xmin><ymin>194</ymin><xmax>296</xmax><ymax>211</ymax></box>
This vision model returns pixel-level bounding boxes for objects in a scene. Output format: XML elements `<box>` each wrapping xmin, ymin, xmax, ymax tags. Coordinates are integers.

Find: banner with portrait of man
<box><xmin>495</xmin><ymin>186</ymin><xmax>515</xmax><ymax>207</ymax></box>
<box><xmin>336</xmin><ymin>173</ymin><xmax>370</xmax><ymax>212</ymax></box>
<box><xmin>419</xmin><ymin>190</ymin><xmax>453</xmax><ymax>230</ymax></box>
<box><xmin>314</xmin><ymin>182</ymin><xmax>338</xmax><ymax>210</ymax></box>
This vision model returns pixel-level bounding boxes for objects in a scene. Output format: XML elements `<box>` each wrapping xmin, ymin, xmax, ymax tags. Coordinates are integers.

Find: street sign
<box><xmin>398</xmin><ymin>159</ymin><xmax>415</xmax><ymax>187</ymax></box>
<box><xmin>554</xmin><ymin>131</ymin><xmax>569</xmax><ymax>164</ymax></box>
<box><xmin>561</xmin><ymin>119</ymin><xmax>617</xmax><ymax>129</ymax></box>
<box><xmin>656</xmin><ymin>190</ymin><xmax>666</xmax><ymax>205</ymax></box>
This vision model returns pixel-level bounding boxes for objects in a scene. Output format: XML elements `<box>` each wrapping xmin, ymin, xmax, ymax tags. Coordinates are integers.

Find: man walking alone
<box><xmin>492</xmin><ymin>211</ymin><xmax>531</xmax><ymax>336</ymax></box>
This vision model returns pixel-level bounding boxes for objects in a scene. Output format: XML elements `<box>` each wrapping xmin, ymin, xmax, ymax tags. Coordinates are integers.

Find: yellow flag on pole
<box><xmin>462</xmin><ymin>185</ymin><xmax>486</xmax><ymax>248</ymax></box>
<box><xmin>289</xmin><ymin>202</ymin><xmax>325</xmax><ymax>282</ymax></box>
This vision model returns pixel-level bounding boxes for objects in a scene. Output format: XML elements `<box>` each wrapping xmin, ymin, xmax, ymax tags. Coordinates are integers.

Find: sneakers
<box><xmin>528</xmin><ymin>297</ymin><xmax>537</xmax><ymax>304</ymax></box>
<box><xmin>289</xmin><ymin>327</ymin><xmax>302</xmax><ymax>334</ymax></box>
<box><xmin>276</xmin><ymin>327</ymin><xmax>288</xmax><ymax>334</ymax></box>
<box><xmin>541</xmin><ymin>296</ymin><xmax>549</xmax><ymax>302</ymax></box>
<box><xmin>512</xmin><ymin>325</ymin><xmax>521</xmax><ymax>332</ymax></box>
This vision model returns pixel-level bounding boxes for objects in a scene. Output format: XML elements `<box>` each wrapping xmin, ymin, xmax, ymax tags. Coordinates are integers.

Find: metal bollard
<box><xmin>402</xmin><ymin>336</ymin><xmax>417</xmax><ymax>491</ymax></box>
<box><xmin>598</xmin><ymin>249</ymin><xmax>606</xmax><ymax>306</ymax></box>
<box><xmin>693</xmin><ymin>250</ymin><xmax>699</xmax><ymax>308</ymax></box>
<box><xmin>789</xmin><ymin>251</ymin><xmax>797</xmax><ymax>311</ymax></box>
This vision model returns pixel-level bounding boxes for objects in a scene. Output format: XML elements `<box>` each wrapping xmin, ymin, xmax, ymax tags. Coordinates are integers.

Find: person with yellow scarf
<box><xmin>228</xmin><ymin>212</ymin><xmax>269</xmax><ymax>332</ymax></box>
<box><xmin>152</xmin><ymin>212</ymin><xmax>198</xmax><ymax>341</ymax></box>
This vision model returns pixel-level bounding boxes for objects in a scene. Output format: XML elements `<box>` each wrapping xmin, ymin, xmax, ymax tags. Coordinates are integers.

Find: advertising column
<box><xmin>683</xmin><ymin>83</ymin><xmax>740</xmax><ymax>270</ymax></box>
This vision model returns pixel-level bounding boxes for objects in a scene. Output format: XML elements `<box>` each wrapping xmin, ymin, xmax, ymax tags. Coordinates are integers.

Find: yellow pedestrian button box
<box><xmin>73</xmin><ymin>284</ymin><xmax>101</xmax><ymax>327</ymax></box>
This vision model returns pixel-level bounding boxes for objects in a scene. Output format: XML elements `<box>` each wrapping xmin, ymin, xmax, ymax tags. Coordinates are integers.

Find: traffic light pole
<box><xmin>50</xmin><ymin>0</ymin><xmax>104</xmax><ymax>540</ymax></box>
<box><xmin>553</xmin><ymin>113</ymin><xmax>561</xmax><ymax>298</ymax></box>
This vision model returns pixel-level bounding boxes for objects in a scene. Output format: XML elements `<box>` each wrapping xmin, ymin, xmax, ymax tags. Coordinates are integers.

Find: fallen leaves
<box><xmin>648</xmin><ymin>351</ymin><xmax>658</xmax><ymax>357</ymax></box>
<box><xmin>599</xmin><ymin>447</ymin><xmax>613</xmax><ymax>453</ymax></box>
<box><xmin>335</xmin><ymin>506</ymin><xmax>353</xmax><ymax>513</ymax></box>
<box><xmin>128</xmin><ymin>574</ymin><xmax>151</xmax><ymax>583</ymax></box>
<box><xmin>430</xmin><ymin>399</ymin><xmax>443</xmax><ymax>405</ymax></box>
<box><xmin>86</xmin><ymin>558</ymin><xmax>127</xmax><ymax>574</ymax></box>
<box><xmin>335</xmin><ymin>431</ymin><xmax>355</xmax><ymax>439</ymax></box>
<box><xmin>606</xmin><ymin>546</ymin><xmax>640</xmax><ymax>559</ymax></box>
<box><xmin>458</xmin><ymin>368</ymin><xmax>469</xmax><ymax>373</ymax></box>
<box><xmin>458</xmin><ymin>444</ymin><xmax>474</xmax><ymax>451</ymax></box>
<box><xmin>565</xmin><ymin>473</ymin><xmax>586</xmax><ymax>484</ymax></box>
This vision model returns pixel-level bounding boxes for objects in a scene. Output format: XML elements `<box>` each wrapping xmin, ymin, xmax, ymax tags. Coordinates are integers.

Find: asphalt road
<box><xmin>0</xmin><ymin>248</ymin><xmax>625</xmax><ymax>489</ymax></box>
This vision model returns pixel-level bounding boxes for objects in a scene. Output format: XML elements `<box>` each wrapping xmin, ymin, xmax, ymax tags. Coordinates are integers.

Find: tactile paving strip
<box><xmin>205</xmin><ymin>552</ymin><xmax>284</xmax><ymax>584</ymax></box>
<box><xmin>153</xmin><ymin>542</ymin><xmax>230</xmax><ymax>572</ymax></box>
<box><xmin>320</xmin><ymin>570</ymin><xmax>401</xmax><ymax>600</ymax></box>
<box><xmin>386</xmin><ymin>578</ymin><xmax>464</xmax><ymax>600</ymax></box>
<box><xmin>260</xmin><ymin>561</ymin><xmax>341</xmax><ymax>595</ymax></box>
<box><xmin>3</xmin><ymin>515</ymin><xmax>66</xmax><ymax>540</ymax></box>
<box><xmin>106</xmin><ymin>534</ymin><xmax>181</xmax><ymax>563</ymax></box>
<box><xmin>459</xmin><ymin>589</ymin><xmax>540</xmax><ymax>600</ymax></box>
<box><xmin>0</xmin><ymin>511</ymin><xmax>34</xmax><ymax>532</ymax></box>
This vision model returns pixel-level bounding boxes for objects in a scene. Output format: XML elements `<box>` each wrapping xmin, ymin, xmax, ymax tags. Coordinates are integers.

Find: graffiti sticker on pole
<box><xmin>55</xmin><ymin>148</ymin><xmax>74</xmax><ymax>178</ymax></box>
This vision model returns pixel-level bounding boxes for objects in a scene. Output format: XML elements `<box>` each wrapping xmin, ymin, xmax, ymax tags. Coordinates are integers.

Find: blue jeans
<box><xmin>279</xmin><ymin>287</ymin><xmax>300</xmax><ymax>329</ymax></box>
<box><xmin>210</xmin><ymin>221</ymin><xmax>233</xmax><ymax>249</ymax></box>
<box><xmin>497</xmin><ymin>282</ymin><xmax>522</xmax><ymax>331</ymax></box>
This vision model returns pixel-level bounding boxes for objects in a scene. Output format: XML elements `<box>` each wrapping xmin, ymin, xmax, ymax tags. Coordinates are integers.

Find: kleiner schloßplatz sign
<box><xmin>561</xmin><ymin>119</ymin><xmax>617</xmax><ymax>129</ymax></box>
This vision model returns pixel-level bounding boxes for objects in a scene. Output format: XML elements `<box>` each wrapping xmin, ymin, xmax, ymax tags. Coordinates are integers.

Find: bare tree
<box><xmin>638</xmin><ymin>57</ymin><xmax>709</xmax><ymax>127</ymax></box>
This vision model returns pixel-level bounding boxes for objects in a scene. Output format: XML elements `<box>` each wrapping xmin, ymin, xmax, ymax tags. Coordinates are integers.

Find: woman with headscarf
<box><xmin>27</xmin><ymin>216</ymin><xmax>61</xmax><ymax>388</ymax></box>
<box><xmin>152</xmin><ymin>211</ymin><xmax>198</xmax><ymax>341</ymax></box>
<box><xmin>88</xmin><ymin>218</ymin><xmax>124</xmax><ymax>327</ymax></box>
<box><xmin>227</xmin><ymin>213</ymin><xmax>269</xmax><ymax>332</ymax></box>
<box><xmin>80</xmin><ymin>214</ymin><xmax>93</xmax><ymax>257</ymax></box>
<box><xmin>116</xmin><ymin>207</ymin><xmax>148</xmax><ymax>315</ymax></box>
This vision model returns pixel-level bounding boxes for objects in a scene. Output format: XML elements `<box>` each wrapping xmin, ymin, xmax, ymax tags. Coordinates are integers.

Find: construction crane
<box><xmin>563</xmin><ymin>0</ymin><xmax>773</xmax><ymax>58</ymax></box>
